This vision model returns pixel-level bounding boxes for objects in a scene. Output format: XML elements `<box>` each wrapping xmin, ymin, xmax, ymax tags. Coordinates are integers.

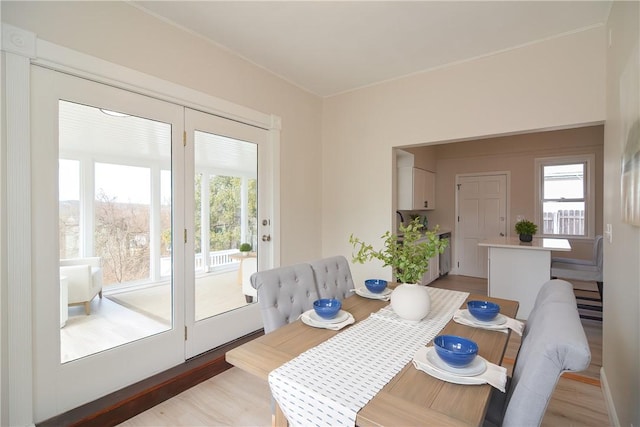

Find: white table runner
<box><xmin>268</xmin><ymin>287</ymin><xmax>469</xmax><ymax>427</ymax></box>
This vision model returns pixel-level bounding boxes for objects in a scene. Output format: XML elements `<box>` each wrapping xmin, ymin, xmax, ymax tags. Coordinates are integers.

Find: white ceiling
<box><xmin>133</xmin><ymin>1</ymin><xmax>612</xmax><ymax>98</ymax></box>
<box><xmin>60</xmin><ymin>100</ymin><xmax>257</xmax><ymax>177</ymax></box>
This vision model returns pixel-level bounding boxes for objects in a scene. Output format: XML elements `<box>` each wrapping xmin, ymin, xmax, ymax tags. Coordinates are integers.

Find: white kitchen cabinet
<box><xmin>414</xmin><ymin>234</ymin><xmax>440</xmax><ymax>285</ymax></box>
<box><xmin>398</xmin><ymin>167</ymin><xmax>435</xmax><ymax>210</ymax></box>
<box><xmin>422</xmin><ymin>253</ymin><xmax>439</xmax><ymax>285</ymax></box>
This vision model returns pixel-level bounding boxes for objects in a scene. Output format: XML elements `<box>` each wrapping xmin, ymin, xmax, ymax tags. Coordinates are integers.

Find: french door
<box><xmin>31</xmin><ymin>66</ymin><xmax>270</xmax><ymax>420</ymax></box>
<box><xmin>184</xmin><ymin>108</ymin><xmax>267</xmax><ymax>357</ymax></box>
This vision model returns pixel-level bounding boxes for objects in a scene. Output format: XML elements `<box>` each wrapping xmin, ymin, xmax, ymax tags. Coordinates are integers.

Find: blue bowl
<box><xmin>364</xmin><ymin>279</ymin><xmax>388</xmax><ymax>294</ymax></box>
<box><xmin>433</xmin><ymin>335</ymin><xmax>478</xmax><ymax>368</ymax></box>
<box><xmin>467</xmin><ymin>300</ymin><xmax>501</xmax><ymax>322</ymax></box>
<box><xmin>313</xmin><ymin>298</ymin><xmax>342</xmax><ymax>319</ymax></box>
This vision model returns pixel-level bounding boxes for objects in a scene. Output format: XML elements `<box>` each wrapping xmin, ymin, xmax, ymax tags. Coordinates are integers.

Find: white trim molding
<box><xmin>35</xmin><ymin>39</ymin><xmax>273</xmax><ymax>130</ymax></box>
<box><xmin>600</xmin><ymin>367</ymin><xmax>621</xmax><ymax>427</ymax></box>
<box><xmin>534</xmin><ymin>154</ymin><xmax>596</xmax><ymax>239</ymax></box>
<box><xmin>2</xmin><ymin>24</ymin><xmax>36</xmax><ymax>57</ymax></box>
<box><xmin>269</xmin><ymin>114</ymin><xmax>281</xmax><ymax>267</ymax></box>
<box><xmin>1</xmin><ymin>23</ymin><xmax>37</xmax><ymax>427</ymax></box>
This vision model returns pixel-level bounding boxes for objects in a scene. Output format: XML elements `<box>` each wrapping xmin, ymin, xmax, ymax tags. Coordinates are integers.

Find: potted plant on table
<box><xmin>515</xmin><ymin>219</ymin><xmax>538</xmax><ymax>242</ymax></box>
<box><xmin>349</xmin><ymin>218</ymin><xmax>449</xmax><ymax>322</ymax></box>
<box><xmin>239</xmin><ymin>242</ymin><xmax>253</xmax><ymax>255</ymax></box>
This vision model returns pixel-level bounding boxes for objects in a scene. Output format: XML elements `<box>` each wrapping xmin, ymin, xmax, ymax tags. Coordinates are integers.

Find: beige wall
<box><xmin>407</xmin><ymin>126</ymin><xmax>604</xmax><ymax>261</ymax></box>
<box><xmin>604</xmin><ymin>2</ymin><xmax>640</xmax><ymax>426</ymax></box>
<box><xmin>322</xmin><ymin>26</ymin><xmax>606</xmax><ymax>284</ymax></box>
<box><xmin>408</xmin><ymin>145</ymin><xmax>437</xmax><ymax>172</ymax></box>
<box><xmin>3</xmin><ymin>1</ymin><xmax>637</xmax><ymax>425</ymax></box>
<box><xmin>2</xmin><ymin>0</ymin><xmax>324</xmax><ymax>265</ymax></box>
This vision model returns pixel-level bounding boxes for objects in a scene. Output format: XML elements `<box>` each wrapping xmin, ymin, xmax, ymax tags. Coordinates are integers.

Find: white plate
<box><xmin>414</xmin><ymin>362</ymin><xmax>485</xmax><ymax>386</ymax></box>
<box><xmin>426</xmin><ymin>347</ymin><xmax>487</xmax><ymax>376</ymax></box>
<box><xmin>461</xmin><ymin>309</ymin><xmax>508</xmax><ymax>326</ymax></box>
<box><xmin>308</xmin><ymin>310</ymin><xmax>349</xmax><ymax>324</ymax></box>
<box><xmin>355</xmin><ymin>287</ymin><xmax>392</xmax><ymax>299</ymax></box>
<box><xmin>413</xmin><ymin>347</ymin><xmax>486</xmax><ymax>386</ymax></box>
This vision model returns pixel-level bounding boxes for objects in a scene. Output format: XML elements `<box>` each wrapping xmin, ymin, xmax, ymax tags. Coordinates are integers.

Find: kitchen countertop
<box><xmin>478</xmin><ymin>236</ymin><xmax>571</xmax><ymax>251</ymax></box>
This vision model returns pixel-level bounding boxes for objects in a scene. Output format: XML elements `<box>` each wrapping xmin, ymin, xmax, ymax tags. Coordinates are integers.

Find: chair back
<box><xmin>501</xmin><ymin>280</ymin><xmax>591</xmax><ymax>427</ymax></box>
<box><xmin>526</xmin><ymin>279</ymin><xmax>576</xmax><ymax>327</ymax></box>
<box><xmin>310</xmin><ymin>255</ymin><xmax>355</xmax><ymax>300</ymax></box>
<box><xmin>250</xmin><ymin>263</ymin><xmax>319</xmax><ymax>334</ymax></box>
<box><xmin>593</xmin><ymin>235</ymin><xmax>603</xmax><ymax>269</ymax></box>
<box><xmin>60</xmin><ymin>257</ymin><xmax>101</xmax><ymax>268</ymax></box>
<box><xmin>550</xmin><ymin>236</ymin><xmax>604</xmax><ymax>283</ymax></box>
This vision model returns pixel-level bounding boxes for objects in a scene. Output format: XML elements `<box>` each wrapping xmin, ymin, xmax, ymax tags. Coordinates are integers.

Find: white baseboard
<box><xmin>601</xmin><ymin>366</ymin><xmax>621</xmax><ymax>427</ymax></box>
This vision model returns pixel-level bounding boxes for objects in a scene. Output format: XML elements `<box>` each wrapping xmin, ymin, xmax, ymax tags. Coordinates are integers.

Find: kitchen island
<box><xmin>478</xmin><ymin>236</ymin><xmax>571</xmax><ymax>319</ymax></box>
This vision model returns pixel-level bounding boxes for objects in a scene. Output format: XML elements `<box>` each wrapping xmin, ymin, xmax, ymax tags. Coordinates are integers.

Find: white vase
<box><xmin>390</xmin><ymin>283</ymin><xmax>431</xmax><ymax>323</ymax></box>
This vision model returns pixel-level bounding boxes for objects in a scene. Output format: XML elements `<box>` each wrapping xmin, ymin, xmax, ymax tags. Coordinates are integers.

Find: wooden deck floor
<box><xmin>62</xmin><ymin>269</ymin><xmax>245</xmax><ymax>363</ymax></box>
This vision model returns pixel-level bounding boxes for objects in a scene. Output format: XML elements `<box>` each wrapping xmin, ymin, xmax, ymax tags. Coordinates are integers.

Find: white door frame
<box><xmin>1</xmin><ymin>24</ymin><xmax>280</xmax><ymax>425</ymax></box>
<box><xmin>454</xmin><ymin>171</ymin><xmax>510</xmax><ymax>277</ymax></box>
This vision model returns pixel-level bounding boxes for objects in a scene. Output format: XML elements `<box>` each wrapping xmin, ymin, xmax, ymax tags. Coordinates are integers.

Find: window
<box><xmin>59</xmin><ymin>159</ymin><xmax>80</xmax><ymax>259</ymax></box>
<box><xmin>535</xmin><ymin>155</ymin><xmax>595</xmax><ymax>238</ymax></box>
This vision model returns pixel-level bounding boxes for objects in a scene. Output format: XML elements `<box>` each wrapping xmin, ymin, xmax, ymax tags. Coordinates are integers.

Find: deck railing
<box><xmin>196</xmin><ymin>249</ymin><xmax>239</xmax><ymax>271</ymax></box>
<box><xmin>160</xmin><ymin>249</ymin><xmax>240</xmax><ymax>276</ymax></box>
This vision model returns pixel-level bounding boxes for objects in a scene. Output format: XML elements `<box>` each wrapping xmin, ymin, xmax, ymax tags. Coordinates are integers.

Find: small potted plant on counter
<box><xmin>515</xmin><ymin>219</ymin><xmax>538</xmax><ymax>242</ymax></box>
<box><xmin>349</xmin><ymin>217</ymin><xmax>448</xmax><ymax>322</ymax></box>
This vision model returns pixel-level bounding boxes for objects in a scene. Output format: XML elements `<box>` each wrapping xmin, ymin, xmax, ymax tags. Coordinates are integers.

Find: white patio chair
<box><xmin>60</xmin><ymin>257</ymin><xmax>103</xmax><ymax>315</ymax></box>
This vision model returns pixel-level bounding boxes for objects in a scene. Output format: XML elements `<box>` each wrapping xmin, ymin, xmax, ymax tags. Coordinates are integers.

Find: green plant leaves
<box><xmin>514</xmin><ymin>219</ymin><xmax>538</xmax><ymax>235</ymax></box>
<box><xmin>349</xmin><ymin>218</ymin><xmax>449</xmax><ymax>284</ymax></box>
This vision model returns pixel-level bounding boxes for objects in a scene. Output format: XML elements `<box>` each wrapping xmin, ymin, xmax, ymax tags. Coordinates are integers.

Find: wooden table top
<box><xmin>225</xmin><ymin>288</ymin><xmax>519</xmax><ymax>427</ymax></box>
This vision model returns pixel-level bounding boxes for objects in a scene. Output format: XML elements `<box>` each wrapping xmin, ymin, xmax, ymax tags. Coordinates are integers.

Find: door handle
<box><xmin>499</xmin><ymin>233</ymin><xmax>505</xmax><ymax>236</ymax></box>
<box><xmin>262</xmin><ymin>234</ymin><xmax>271</xmax><ymax>242</ymax></box>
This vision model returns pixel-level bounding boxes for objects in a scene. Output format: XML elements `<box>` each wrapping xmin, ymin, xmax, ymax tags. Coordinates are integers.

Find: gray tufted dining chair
<box><xmin>484</xmin><ymin>279</ymin><xmax>591</xmax><ymax>427</ymax></box>
<box><xmin>250</xmin><ymin>263</ymin><xmax>320</xmax><ymax>334</ymax></box>
<box><xmin>310</xmin><ymin>255</ymin><xmax>355</xmax><ymax>301</ymax></box>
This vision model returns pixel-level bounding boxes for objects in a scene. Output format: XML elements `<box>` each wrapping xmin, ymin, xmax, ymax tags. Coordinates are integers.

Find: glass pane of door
<box><xmin>59</xmin><ymin>101</ymin><xmax>172</xmax><ymax>362</ymax></box>
<box><xmin>193</xmin><ymin>132</ymin><xmax>258</xmax><ymax>320</ymax></box>
<box><xmin>184</xmin><ymin>108</ymin><xmax>267</xmax><ymax>358</ymax></box>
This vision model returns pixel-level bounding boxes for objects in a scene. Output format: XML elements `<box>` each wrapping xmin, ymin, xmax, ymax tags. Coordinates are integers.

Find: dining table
<box><xmin>225</xmin><ymin>285</ymin><xmax>519</xmax><ymax>427</ymax></box>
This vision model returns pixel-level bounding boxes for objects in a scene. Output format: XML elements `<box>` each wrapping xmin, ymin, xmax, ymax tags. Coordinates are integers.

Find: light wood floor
<box><xmin>119</xmin><ymin>274</ymin><xmax>610</xmax><ymax>427</ymax></box>
<box><xmin>62</xmin><ymin>269</ymin><xmax>247</xmax><ymax>363</ymax></box>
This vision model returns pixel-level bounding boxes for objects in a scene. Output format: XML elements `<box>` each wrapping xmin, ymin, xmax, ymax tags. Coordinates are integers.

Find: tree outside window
<box><xmin>194</xmin><ymin>174</ymin><xmax>257</xmax><ymax>253</ymax></box>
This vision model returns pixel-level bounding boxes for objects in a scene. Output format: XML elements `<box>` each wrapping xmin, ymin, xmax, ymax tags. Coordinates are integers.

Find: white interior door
<box><xmin>184</xmin><ymin>108</ymin><xmax>269</xmax><ymax>358</ymax></box>
<box><xmin>456</xmin><ymin>174</ymin><xmax>508</xmax><ymax>278</ymax></box>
